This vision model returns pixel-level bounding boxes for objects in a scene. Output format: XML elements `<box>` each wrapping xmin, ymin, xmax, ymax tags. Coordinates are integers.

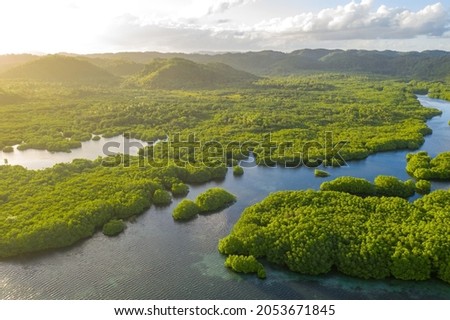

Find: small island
<box><xmin>314</xmin><ymin>169</ymin><xmax>330</xmax><ymax>177</ymax></box>
<box><xmin>102</xmin><ymin>219</ymin><xmax>126</xmax><ymax>237</ymax></box>
<box><xmin>172</xmin><ymin>187</ymin><xmax>236</xmax><ymax>221</ymax></box>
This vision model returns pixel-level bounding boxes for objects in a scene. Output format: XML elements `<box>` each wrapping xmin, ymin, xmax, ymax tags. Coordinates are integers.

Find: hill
<box><xmin>2</xmin><ymin>49</ymin><xmax>450</xmax><ymax>80</ymax></box>
<box><xmin>125</xmin><ymin>58</ymin><xmax>259</xmax><ymax>89</ymax></box>
<box><xmin>0</xmin><ymin>55</ymin><xmax>118</xmax><ymax>84</ymax></box>
<box><xmin>0</xmin><ymin>54</ymin><xmax>39</xmax><ymax>74</ymax></box>
<box><xmin>87</xmin><ymin>49</ymin><xmax>450</xmax><ymax>79</ymax></box>
<box><xmin>83</xmin><ymin>57</ymin><xmax>146</xmax><ymax>77</ymax></box>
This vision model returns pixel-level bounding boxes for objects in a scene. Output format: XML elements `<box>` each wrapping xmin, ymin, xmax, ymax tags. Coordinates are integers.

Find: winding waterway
<box><xmin>0</xmin><ymin>95</ymin><xmax>449</xmax><ymax>299</ymax></box>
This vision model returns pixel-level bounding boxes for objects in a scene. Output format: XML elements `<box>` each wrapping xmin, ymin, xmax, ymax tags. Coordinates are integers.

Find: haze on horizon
<box><xmin>0</xmin><ymin>0</ymin><xmax>449</xmax><ymax>54</ymax></box>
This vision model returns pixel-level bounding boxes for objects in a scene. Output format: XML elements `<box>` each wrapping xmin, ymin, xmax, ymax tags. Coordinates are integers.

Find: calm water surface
<box><xmin>0</xmin><ymin>96</ymin><xmax>449</xmax><ymax>299</ymax></box>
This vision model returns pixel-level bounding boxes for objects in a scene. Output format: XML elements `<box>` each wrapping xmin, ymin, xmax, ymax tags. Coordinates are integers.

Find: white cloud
<box><xmin>101</xmin><ymin>1</ymin><xmax>450</xmax><ymax>53</ymax></box>
<box><xmin>207</xmin><ymin>0</ymin><xmax>255</xmax><ymax>15</ymax></box>
<box><xmin>253</xmin><ymin>1</ymin><xmax>449</xmax><ymax>39</ymax></box>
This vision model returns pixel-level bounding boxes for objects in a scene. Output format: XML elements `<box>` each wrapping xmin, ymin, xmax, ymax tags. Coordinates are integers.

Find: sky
<box><xmin>0</xmin><ymin>0</ymin><xmax>449</xmax><ymax>54</ymax></box>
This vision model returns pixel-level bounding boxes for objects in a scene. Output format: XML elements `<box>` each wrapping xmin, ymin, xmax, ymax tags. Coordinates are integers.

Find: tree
<box><xmin>320</xmin><ymin>176</ymin><xmax>375</xmax><ymax>196</ymax></box>
<box><xmin>374</xmin><ymin>175</ymin><xmax>415</xmax><ymax>198</ymax></box>
<box><xmin>224</xmin><ymin>255</ymin><xmax>266</xmax><ymax>279</ymax></box>
<box><xmin>102</xmin><ymin>219</ymin><xmax>125</xmax><ymax>236</ymax></box>
<box><xmin>415</xmin><ymin>180</ymin><xmax>431</xmax><ymax>195</ymax></box>
<box><xmin>153</xmin><ymin>189</ymin><xmax>172</xmax><ymax>206</ymax></box>
<box><xmin>233</xmin><ymin>165</ymin><xmax>244</xmax><ymax>176</ymax></box>
<box><xmin>171</xmin><ymin>183</ymin><xmax>189</xmax><ymax>197</ymax></box>
<box><xmin>195</xmin><ymin>187</ymin><xmax>236</xmax><ymax>213</ymax></box>
<box><xmin>172</xmin><ymin>199</ymin><xmax>200</xmax><ymax>221</ymax></box>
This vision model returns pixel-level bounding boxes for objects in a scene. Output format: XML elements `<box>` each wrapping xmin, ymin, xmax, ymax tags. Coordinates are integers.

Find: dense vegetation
<box><xmin>224</xmin><ymin>255</ymin><xmax>266</xmax><ymax>279</ymax></box>
<box><xmin>0</xmin><ymin>73</ymin><xmax>442</xmax><ymax>162</ymax></box>
<box><xmin>171</xmin><ymin>187</ymin><xmax>236</xmax><ymax>221</ymax></box>
<box><xmin>152</xmin><ymin>189</ymin><xmax>172</xmax><ymax>206</ymax></box>
<box><xmin>232</xmin><ymin>165</ymin><xmax>244</xmax><ymax>176</ymax></box>
<box><xmin>218</xmin><ymin>190</ymin><xmax>450</xmax><ymax>283</ymax></box>
<box><xmin>171</xmin><ymin>182</ymin><xmax>189</xmax><ymax>197</ymax></box>
<box><xmin>0</xmin><ymin>158</ymin><xmax>227</xmax><ymax>258</ymax></box>
<box><xmin>314</xmin><ymin>169</ymin><xmax>330</xmax><ymax>177</ymax></box>
<box><xmin>1</xmin><ymin>55</ymin><xmax>117</xmax><ymax>85</ymax></box>
<box><xmin>8</xmin><ymin>49</ymin><xmax>450</xmax><ymax>79</ymax></box>
<box><xmin>406</xmin><ymin>151</ymin><xmax>450</xmax><ymax>180</ymax></box>
<box><xmin>1</xmin><ymin>52</ymin><xmax>450</xmax><ymax>263</ymax></box>
<box><xmin>125</xmin><ymin>58</ymin><xmax>258</xmax><ymax>89</ymax></box>
<box><xmin>195</xmin><ymin>188</ymin><xmax>236</xmax><ymax>213</ymax></box>
<box><xmin>102</xmin><ymin>219</ymin><xmax>126</xmax><ymax>237</ymax></box>
<box><xmin>415</xmin><ymin>180</ymin><xmax>431</xmax><ymax>195</ymax></box>
<box><xmin>320</xmin><ymin>175</ymin><xmax>416</xmax><ymax>198</ymax></box>
<box><xmin>172</xmin><ymin>199</ymin><xmax>200</xmax><ymax>221</ymax></box>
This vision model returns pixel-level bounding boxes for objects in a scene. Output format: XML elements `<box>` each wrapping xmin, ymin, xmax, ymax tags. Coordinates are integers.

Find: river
<box><xmin>0</xmin><ymin>95</ymin><xmax>449</xmax><ymax>299</ymax></box>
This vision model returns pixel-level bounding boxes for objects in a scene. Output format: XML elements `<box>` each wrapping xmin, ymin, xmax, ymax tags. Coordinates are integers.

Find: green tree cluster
<box><xmin>415</xmin><ymin>180</ymin><xmax>431</xmax><ymax>195</ymax></box>
<box><xmin>314</xmin><ymin>169</ymin><xmax>330</xmax><ymax>177</ymax></box>
<box><xmin>218</xmin><ymin>190</ymin><xmax>450</xmax><ymax>283</ymax></box>
<box><xmin>102</xmin><ymin>219</ymin><xmax>125</xmax><ymax>236</ymax></box>
<box><xmin>0</xmin><ymin>158</ymin><xmax>226</xmax><ymax>258</ymax></box>
<box><xmin>172</xmin><ymin>187</ymin><xmax>236</xmax><ymax>221</ymax></box>
<box><xmin>172</xmin><ymin>199</ymin><xmax>200</xmax><ymax>221</ymax></box>
<box><xmin>233</xmin><ymin>165</ymin><xmax>244</xmax><ymax>176</ymax></box>
<box><xmin>195</xmin><ymin>188</ymin><xmax>236</xmax><ymax>213</ymax></box>
<box><xmin>224</xmin><ymin>255</ymin><xmax>266</xmax><ymax>279</ymax></box>
<box><xmin>153</xmin><ymin>189</ymin><xmax>172</xmax><ymax>206</ymax></box>
<box><xmin>320</xmin><ymin>175</ymin><xmax>415</xmax><ymax>198</ymax></box>
<box><xmin>171</xmin><ymin>182</ymin><xmax>190</xmax><ymax>197</ymax></box>
<box><xmin>406</xmin><ymin>151</ymin><xmax>450</xmax><ymax>180</ymax></box>
<box><xmin>0</xmin><ymin>75</ymin><xmax>442</xmax><ymax>163</ymax></box>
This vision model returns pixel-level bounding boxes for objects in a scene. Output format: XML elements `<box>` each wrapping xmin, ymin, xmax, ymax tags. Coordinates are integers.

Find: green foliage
<box><xmin>0</xmin><ymin>158</ymin><xmax>224</xmax><ymax>258</ymax></box>
<box><xmin>407</xmin><ymin>151</ymin><xmax>450</xmax><ymax>180</ymax></box>
<box><xmin>92</xmin><ymin>135</ymin><xmax>101</xmax><ymax>141</ymax></box>
<box><xmin>224</xmin><ymin>255</ymin><xmax>266</xmax><ymax>279</ymax></box>
<box><xmin>415</xmin><ymin>180</ymin><xmax>431</xmax><ymax>195</ymax></box>
<box><xmin>320</xmin><ymin>176</ymin><xmax>375</xmax><ymax>197</ymax></box>
<box><xmin>171</xmin><ymin>182</ymin><xmax>189</xmax><ymax>197</ymax></box>
<box><xmin>195</xmin><ymin>187</ymin><xmax>236</xmax><ymax>213</ymax></box>
<box><xmin>102</xmin><ymin>219</ymin><xmax>125</xmax><ymax>237</ymax></box>
<box><xmin>153</xmin><ymin>189</ymin><xmax>172</xmax><ymax>206</ymax></box>
<box><xmin>233</xmin><ymin>165</ymin><xmax>244</xmax><ymax>176</ymax></box>
<box><xmin>0</xmin><ymin>74</ymin><xmax>441</xmax><ymax>160</ymax></box>
<box><xmin>124</xmin><ymin>58</ymin><xmax>259</xmax><ymax>90</ymax></box>
<box><xmin>321</xmin><ymin>175</ymin><xmax>416</xmax><ymax>199</ymax></box>
<box><xmin>172</xmin><ymin>199</ymin><xmax>200</xmax><ymax>221</ymax></box>
<box><xmin>1</xmin><ymin>55</ymin><xmax>117</xmax><ymax>85</ymax></box>
<box><xmin>314</xmin><ymin>169</ymin><xmax>330</xmax><ymax>177</ymax></box>
<box><xmin>374</xmin><ymin>175</ymin><xmax>415</xmax><ymax>198</ymax></box>
<box><xmin>219</xmin><ymin>190</ymin><xmax>450</xmax><ymax>283</ymax></box>
<box><xmin>2</xmin><ymin>146</ymin><xmax>13</xmax><ymax>153</ymax></box>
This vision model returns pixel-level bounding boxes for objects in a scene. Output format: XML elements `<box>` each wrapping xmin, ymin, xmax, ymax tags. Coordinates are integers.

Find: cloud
<box><xmin>254</xmin><ymin>1</ymin><xmax>449</xmax><ymax>39</ymax></box>
<box><xmin>101</xmin><ymin>1</ymin><xmax>450</xmax><ymax>52</ymax></box>
<box><xmin>207</xmin><ymin>0</ymin><xmax>255</xmax><ymax>15</ymax></box>
<box><xmin>102</xmin><ymin>14</ymin><xmax>259</xmax><ymax>52</ymax></box>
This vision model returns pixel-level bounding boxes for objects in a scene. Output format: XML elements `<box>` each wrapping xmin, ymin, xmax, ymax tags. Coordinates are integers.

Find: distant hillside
<box><xmin>0</xmin><ymin>54</ymin><xmax>39</xmax><ymax>74</ymax></box>
<box><xmin>125</xmin><ymin>58</ymin><xmax>259</xmax><ymax>89</ymax></box>
<box><xmin>3</xmin><ymin>49</ymin><xmax>450</xmax><ymax>80</ymax></box>
<box><xmin>83</xmin><ymin>57</ymin><xmax>145</xmax><ymax>77</ymax></box>
<box><xmin>0</xmin><ymin>55</ymin><xmax>118</xmax><ymax>84</ymax></box>
<box><xmin>90</xmin><ymin>49</ymin><xmax>450</xmax><ymax>79</ymax></box>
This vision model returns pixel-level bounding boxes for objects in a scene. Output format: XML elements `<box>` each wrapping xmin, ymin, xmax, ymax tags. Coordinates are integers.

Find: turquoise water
<box><xmin>0</xmin><ymin>95</ymin><xmax>449</xmax><ymax>299</ymax></box>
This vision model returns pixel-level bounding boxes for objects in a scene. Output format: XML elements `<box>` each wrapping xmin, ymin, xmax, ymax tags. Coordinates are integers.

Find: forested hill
<box><xmin>86</xmin><ymin>49</ymin><xmax>450</xmax><ymax>79</ymax></box>
<box><xmin>0</xmin><ymin>55</ymin><xmax>118</xmax><ymax>85</ymax></box>
<box><xmin>124</xmin><ymin>58</ymin><xmax>259</xmax><ymax>89</ymax></box>
<box><xmin>2</xmin><ymin>49</ymin><xmax>450</xmax><ymax>80</ymax></box>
